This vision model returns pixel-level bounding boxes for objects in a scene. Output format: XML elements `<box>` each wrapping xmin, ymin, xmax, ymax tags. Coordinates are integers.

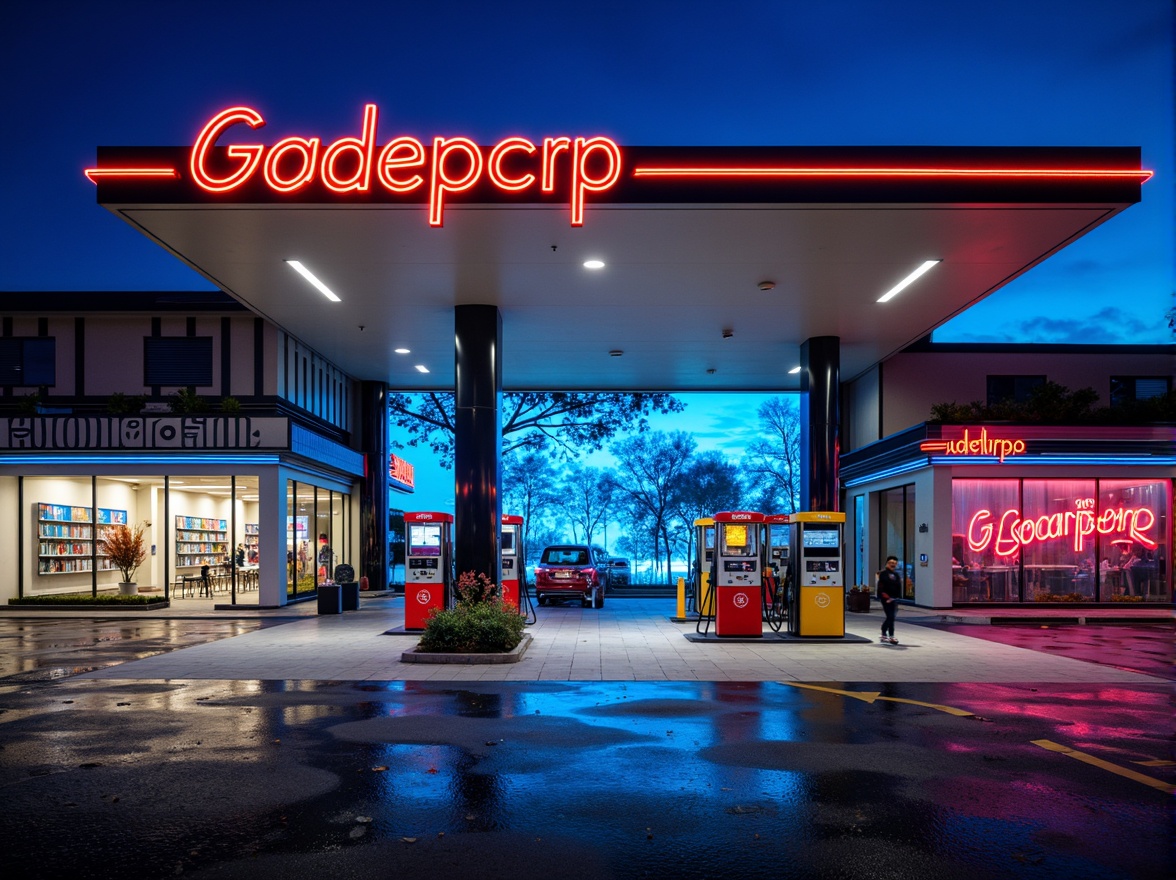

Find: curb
<box><xmin>401</xmin><ymin>633</ymin><xmax>533</xmax><ymax>665</ymax></box>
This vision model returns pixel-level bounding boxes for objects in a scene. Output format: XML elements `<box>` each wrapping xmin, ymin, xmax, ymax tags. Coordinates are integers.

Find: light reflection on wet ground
<box><xmin>0</xmin><ymin>618</ymin><xmax>283</xmax><ymax>681</ymax></box>
<box><xmin>0</xmin><ymin>678</ymin><xmax>1169</xmax><ymax>880</ymax></box>
<box><xmin>909</xmin><ymin>623</ymin><xmax>1175</xmax><ymax>680</ymax></box>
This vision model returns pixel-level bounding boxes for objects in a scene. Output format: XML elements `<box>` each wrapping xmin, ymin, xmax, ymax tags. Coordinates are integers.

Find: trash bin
<box><xmin>339</xmin><ymin>581</ymin><xmax>360</xmax><ymax>611</ymax></box>
<box><xmin>317</xmin><ymin>584</ymin><xmax>342</xmax><ymax>615</ymax></box>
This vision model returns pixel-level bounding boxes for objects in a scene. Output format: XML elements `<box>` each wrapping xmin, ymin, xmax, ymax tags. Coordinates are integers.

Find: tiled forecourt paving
<box><xmin>76</xmin><ymin>596</ymin><xmax>1168</xmax><ymax>684</ymax></box>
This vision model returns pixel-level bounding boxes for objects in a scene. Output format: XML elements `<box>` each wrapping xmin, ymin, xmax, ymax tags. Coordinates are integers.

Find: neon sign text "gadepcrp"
<box><xmin>189</xmin><ymin>105</ymin><xmax>621</xmax><ymax>227</ymax></box>
<box><xmin>967</xmin><ymin>501</ymin><xmax>1157</xmax><ymax>556</ymax></box>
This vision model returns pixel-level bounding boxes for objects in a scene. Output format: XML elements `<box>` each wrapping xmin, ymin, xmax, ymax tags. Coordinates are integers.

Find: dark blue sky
<box><xmin>2</xmin><ymin>0</ymin><xmax>1171</xmax><ymax>343</ymax></box>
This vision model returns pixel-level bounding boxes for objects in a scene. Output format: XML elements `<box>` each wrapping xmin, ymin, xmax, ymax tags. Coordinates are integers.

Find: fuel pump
<box><xmin>712</xmin><ymin>511</ymin><xmax>764</xmax><ymax>638</ymax></box>
<box><xmin>691</xmin><ymin>517</ymin><xmax>715</xmax><ymax>617</ymax></box>
<box><xmin>785</xmin><ymin>511</ymin><xmax>846</xmax><ymax>638</ymax></box>
<box><xmin>404</xmin><ymin>511</ymin><xmax>454</xmax><ymax>631</ymax></box>
<box><xmin>501</xmin><ymin>514</ymin><xmax>535</xmax><ymax>623</ymax></box>
<box><xmin>761</xmin><ymin>514</ymin><xmax>791</xmax><ymax>632</ymax></box>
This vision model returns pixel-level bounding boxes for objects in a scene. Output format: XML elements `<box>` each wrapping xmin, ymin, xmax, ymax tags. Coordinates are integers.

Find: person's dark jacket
<box><xmin>877</xmin><ymin>568</ymin><xmax>902</xmax><ymax>602</ymax></box>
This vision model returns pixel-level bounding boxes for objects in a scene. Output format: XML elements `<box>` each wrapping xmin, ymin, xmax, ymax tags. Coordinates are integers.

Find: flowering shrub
<box><xmin>418</xmin><ymin>571</ymin><xmax>524</xmax><ymax>653</ymax></box>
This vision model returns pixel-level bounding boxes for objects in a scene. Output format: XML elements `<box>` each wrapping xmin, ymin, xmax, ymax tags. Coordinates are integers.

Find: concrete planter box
<box><xmin>401</xmin><ymin>634</ymin><xmax>532</xmax><ymax>665</ymax></box>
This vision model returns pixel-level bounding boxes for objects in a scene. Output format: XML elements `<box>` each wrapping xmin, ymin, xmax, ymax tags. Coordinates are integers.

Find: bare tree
<box><xmin>610</xmin><ymin>431</ymin><xmax>696</xmax><ymax>582</ymax></box>
<box><xmin>560</xmin><ymin>464</ymin><xmax>614</xmax><ymax>548</ymax></box>
<box><xmin>742</xmin><ymin>396</ymin><xmax>803</xmax><ymax>513</ymax></box>
<box><xmin>671</xmin><ymin>451</ymin><xmax>743</xmax><ymax>574</ymax></box>
<box><xmin>502</xmin><ymin>449</ymin><xmax>559</xmax><ymax>569</ymax></box>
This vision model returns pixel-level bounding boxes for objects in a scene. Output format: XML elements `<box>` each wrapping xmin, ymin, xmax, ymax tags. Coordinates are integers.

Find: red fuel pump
<box><xmin>500</xmin><ymin>514</ymin><xmax>524</xmax><ymax>609</ymax></box>
<box><xmin>712</xmin><ymin>511</ymin><xmax>765</xmax><ymax>637</ymax></box>
<box><xmin>404</xmin><ymin>511</ymin><xmax>454</xmax><ymax>631</ymax></box>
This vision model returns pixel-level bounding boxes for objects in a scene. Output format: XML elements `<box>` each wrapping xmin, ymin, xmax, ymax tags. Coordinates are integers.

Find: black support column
<box><xmin>800</xmin><ymin>336</ymin><xmax>840</xmax><ymax>512</ymax></box>
<box><xmin>359</xmin><ymin>380</ymin><xmax>390</xmax><ymax>591</ymax></box>
<box><xmin>454</xmin><ymin>305</ymin><xmax>502</xmax><ymax>583</ymax></box>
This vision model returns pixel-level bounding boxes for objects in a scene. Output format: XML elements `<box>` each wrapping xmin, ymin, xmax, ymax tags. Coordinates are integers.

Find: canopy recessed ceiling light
<box><xmin>286</xmin><ymin>260</ymin><xmax>341</xmax><ymax>302</ymax></box>
<box><xmin>583</xmin><ymin>259</ymin><xmax>605</xmax><ymax>269</ymax></box>
<box><xmin>394</xmin><ymin>348</ymin><xmax>410</xmax><ymax>354</ymax></box>
<box><xmin>877</xmin><ymin>260</ymin><xmax>941</xmax><ymax>303</ymax></box>
<box><xmin>609</xmin><ymin>350</ymin><xmax>623</xmax><ymax>357</ymax></box>
<box><xmin>789</xmin><ymin>365</ymin><xmax>802</xmax><ymax>374</ymax></box>
<box><xmin>415</xmin><ymin>365</ymin><xmax>430</xmax><ymax>374</ymax></box>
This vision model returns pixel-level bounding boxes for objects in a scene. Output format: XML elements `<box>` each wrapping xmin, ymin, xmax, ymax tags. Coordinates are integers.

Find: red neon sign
<box><xmin>83</xmin><ymin>167</ymin><xmax>180</xmax><ymax>182</ymax></box>
<box><xmin>183</xmin><ymin>104</ymin><xmax>621</xmax><ymax>227</ymax></box>
<box><xmin>967</xmin><ymin>502</ymin><xmax>1157</xmax><ymax>555</ymax></box>
<box><xmin>389</xmin><ymin>454</ymin><xmax>415</xmax><ymax>490</ymax></box>
<box><xmin>632</xmin><ymin>165</ymin><xmax>1154</xmax><ymax>182</ymax></box>
<box><xmin>921</xmin><ymin>427</ymin><xmax>1027</xmax><ymax>463</ymax></box>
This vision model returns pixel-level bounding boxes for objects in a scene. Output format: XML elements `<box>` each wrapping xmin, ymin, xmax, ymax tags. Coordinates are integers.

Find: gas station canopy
<box><xmin>88</xmin><ymin>113</ymin><xmax>1148</xmax><ymax>391</ymax></box>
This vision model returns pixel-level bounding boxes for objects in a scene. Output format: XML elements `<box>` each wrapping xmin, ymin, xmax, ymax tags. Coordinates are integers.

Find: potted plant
<box><xmin>847</xmin><ymin>584</ymin><xmax>872</xmax><ymax>613</ymax></box>
<box><xmin>99</xmin><ymin>522</ymin><xmax>149</xmax><ymax>595</ymax></box>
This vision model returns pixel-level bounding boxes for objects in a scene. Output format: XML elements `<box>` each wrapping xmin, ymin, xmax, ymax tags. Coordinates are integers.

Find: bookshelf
<box><xmin>175</xmin><ymin>515</ymin><xmax>228</xmax><ymax>568</ymax></box>
<box><xmin>37</xmin><ymin>503</ymin><xmax>127</xmax><ymax>575</ymax></box>
<box><xmin>244</xmin><ymin>522</ymin><xmax>259</xmax><ymax>562</ymax></box>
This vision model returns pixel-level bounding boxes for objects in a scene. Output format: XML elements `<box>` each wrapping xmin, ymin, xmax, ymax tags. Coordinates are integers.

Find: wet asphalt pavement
<box><xmin>0</xmin><ymin>618</ymin><xmax>1171</xmax><ymax>880</ymax></box>
<box><xmin>908</xmin><ymin>621</ymin><xmax>1175</xmax><ymax>681</ymax></box>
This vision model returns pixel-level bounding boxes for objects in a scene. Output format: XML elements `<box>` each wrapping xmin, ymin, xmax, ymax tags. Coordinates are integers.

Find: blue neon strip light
<box><xmin>845</xmin><ymin>454</ymin><xmax>1175</xmax><ymax>487</ymax></box>
<box><xmin>0</xmin><ymin>455</ymin><xmax>283</xmax><ymax>466</ymax></box>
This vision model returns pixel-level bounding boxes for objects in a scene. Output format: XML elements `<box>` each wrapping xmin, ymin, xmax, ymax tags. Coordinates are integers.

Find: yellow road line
<box><xmin>1032</xmin><ymin>739</ymin><xmax>1176</xmax><ymax>795</ymax></box>
<box><xmin>878</xmin><ymin>696</ymin><xmax>975</xmax><ymax>717</ymax></box>
<box><xmin>781</xmin><ymin>682</ymin><xmax>973</xmax><ymax>716</ymax></box>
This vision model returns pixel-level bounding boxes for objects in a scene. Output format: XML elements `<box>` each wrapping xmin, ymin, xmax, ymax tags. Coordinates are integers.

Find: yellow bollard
<box><xmin>677</xmin><ymin>576</ymin><xmax>686</xmax><ymax>621</ymax></box>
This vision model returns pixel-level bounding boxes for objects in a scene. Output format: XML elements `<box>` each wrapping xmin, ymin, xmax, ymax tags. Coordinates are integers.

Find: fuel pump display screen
<box><xmin>409</xmin><ymin>558</ymin><xmax>439</xmax><ymax>569</ymax></box>
<box><xmin>803</xmin><ymin>527</ymin><xmax>839</xmax><ymax>548</ymax></box>
<box><xmin>409</xmin><ymin>524</ymin><xmax>442</xmax><ymax>556</ymax></box>
<box><xmin>501</xmin><ymin>530</ymin><xmax>515</xmax><ymax>554</ymax></box>
<box><xmin>720</xmin><ymin>523</ymin><xmax>756</xmax><ymax>555</ymax></box>
<box><xmin>802</xmin><ymin>526</ymin><xmax>840</xmax><ymax>556</ymax></box>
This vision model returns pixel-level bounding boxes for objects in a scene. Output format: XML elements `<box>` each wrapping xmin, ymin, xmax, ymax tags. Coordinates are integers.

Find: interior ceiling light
<box><xmin>609</xmin><ymin>349</ymin><xmax>624</xmax><ymax>357</ymax></box>
<box><xmin>789</xmin><ymin>365</ymin><xmax>802</xmax><ymax>374</ymax></box>
<box><xmin>757</xmin><ymin>280</ymin><xmax>776</xmax><ymax>291</ymax></box>
<box><xmin>583</xmin><ymin>259</ymin><xmax>605</xmax><ymax>269</ymax></box>
<box><xmin>877</xmin><ymin>259</ymin><xmax>941</xmax><ymax>303</ymax></box>
<box><xmin>414</xmin><ymin>365</ymin><xmax>430</xmax><ymax>373</ymax></box>
<box><xmin>394</xmin><ymin>348</ymin><xmax>410</xmax><ymax>354</ymax></box>
<box><xmin>286</xmin><ymin>260</ymin><xmax>341</xmax><ymax>302</ymax></box>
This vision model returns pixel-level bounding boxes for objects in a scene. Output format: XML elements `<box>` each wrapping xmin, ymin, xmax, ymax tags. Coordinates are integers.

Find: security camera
<box><xmin>722</xmin><ymin>329</ymin><xmax>734</xmax><ymax>339</ymax></box>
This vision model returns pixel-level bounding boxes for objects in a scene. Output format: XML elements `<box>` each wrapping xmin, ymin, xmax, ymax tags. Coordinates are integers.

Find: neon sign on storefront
<box><xmin>186</xmin><ymin>105</ymin><xmax>620</xmax><ymax>227</ymax></box>
<box><xmin>967</xmin><ymin>499</ymin><xmax>1157</xmax><ymax>556</ymax></box>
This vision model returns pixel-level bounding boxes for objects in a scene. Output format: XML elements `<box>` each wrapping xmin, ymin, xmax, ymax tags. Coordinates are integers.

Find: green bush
<box><xmin>418</xmin><ymin>572</ymin><xmax>524</xmax><ymax>653</ymax></box>
<box><xmin>9</xmin><ymin>593</ymin><xmax>162</xmax><ymax>606</ymax></box>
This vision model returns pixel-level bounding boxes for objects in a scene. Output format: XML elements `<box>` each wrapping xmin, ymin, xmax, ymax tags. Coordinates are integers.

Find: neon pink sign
<box><xmin>967</xmin><ymin>500</ymin><xmax>1157</xmax><ymax>556</ymax></box>
<box><xmin>186</xmin><ymin>105</ymin><xmax>621</xmax><ymax>227</ymax></box>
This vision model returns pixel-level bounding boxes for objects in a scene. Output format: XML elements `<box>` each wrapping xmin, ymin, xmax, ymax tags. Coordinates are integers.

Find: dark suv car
<box><xmin>534</xmin><ymin>544</ymin><xmax>610</xmax><ymax>608</ymax></box>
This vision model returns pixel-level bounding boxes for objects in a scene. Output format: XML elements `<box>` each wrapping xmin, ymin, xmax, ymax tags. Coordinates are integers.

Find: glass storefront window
<box><xmin>1098</xmin><ymin>480</ymin><xmax>1169</xmax><ymax>602</ymax></box>
<box><xmin>952</xmin><ymin>477</ymin><xmax>1169</xmax><ymax>604</ymax></box>
<box><xmin>1022</xmin><ymin>479</ymin><xmax>1096</xmax><ymax>601</ymax></box>
<box><xmin>879</xmin><ymin>484</ymin><xmax>916</xmax><ymax>599</ymax></box>
<box><xmin>952</xmin><ymin>479</ymin><xmax>1021</xmax><ymax>602</ymax></box>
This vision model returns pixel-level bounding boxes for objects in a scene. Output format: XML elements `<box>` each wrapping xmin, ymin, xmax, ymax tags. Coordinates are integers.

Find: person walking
<box><xmin>877</xmin><ymin>555</ymin><xmax>902</xmax><ymax>644</ymax></box>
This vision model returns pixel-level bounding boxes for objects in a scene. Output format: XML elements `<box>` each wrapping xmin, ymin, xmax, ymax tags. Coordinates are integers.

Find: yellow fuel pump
<box><xmin>786</xmin><ymin>511</ymin><xmax>846</xmax><ymax>637</ymax></box>
<box><xmin>692</xmin><ymin>517</ymin><xmax>715</xmax><ymax>617</ymax></box>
